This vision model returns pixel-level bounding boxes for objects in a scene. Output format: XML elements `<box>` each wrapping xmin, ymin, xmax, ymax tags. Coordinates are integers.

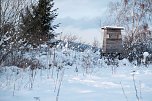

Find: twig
<box><xmin>120</xmin><ymin>82</ymin><xmax>128</xmax><ymax>101</ymax></box>
<box><xmin>56</xmin><ymin>69</ymin><xmax>65</xmax><ymax>101</ymax></box>
<box><xmin>139</xmin><ymin>81</ymin><xmax>143</xmax><ymax>101</ymax></box>
<box><xmin>132</xmin><ymin>74</ymin><xmax>140</xmax><ymax>101</ymax></box>
<box><xmin>54</xmin><ymin>69</ymin><xmax>60</xmax><ymax>92</ymax></box>
<box><xmin>13</xmin><ymin>82</ymin><xmax>15</xmax><ymax>96</ymax></box>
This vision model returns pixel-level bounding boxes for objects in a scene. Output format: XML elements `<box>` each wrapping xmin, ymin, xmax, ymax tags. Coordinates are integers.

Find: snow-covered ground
<box><xmin>0</xmin><ymin>47</ymin><xmax>152</xmax><ymax>101</ymax></box>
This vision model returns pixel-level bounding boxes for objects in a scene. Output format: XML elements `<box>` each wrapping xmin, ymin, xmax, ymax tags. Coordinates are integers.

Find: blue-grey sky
<box><xmin>54</xmin><ymin>0</ymin><xmax>119</xmax><ymax>45</ymax></box>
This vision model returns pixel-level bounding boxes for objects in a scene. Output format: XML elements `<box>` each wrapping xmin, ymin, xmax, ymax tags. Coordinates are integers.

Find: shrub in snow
<box><xmin>142</xmin><ymin>52</ymin><xmax>149</xmax><ymax>65</ymax></box>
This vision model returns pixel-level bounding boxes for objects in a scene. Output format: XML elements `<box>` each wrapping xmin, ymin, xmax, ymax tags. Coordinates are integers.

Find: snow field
<box><xmin>0</xmin><ymin>47</ymin><xmax>152</xmax><ymax>101</ymax></box>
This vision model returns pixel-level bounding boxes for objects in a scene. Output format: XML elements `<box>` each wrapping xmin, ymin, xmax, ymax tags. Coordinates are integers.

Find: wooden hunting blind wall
<box><xmin>102</xmin><ymin>26</ymin><xmax>124</xmax><ymax>54</ymax></box>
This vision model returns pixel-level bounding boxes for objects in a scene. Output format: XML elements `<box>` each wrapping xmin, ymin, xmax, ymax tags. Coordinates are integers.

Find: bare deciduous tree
<box><xmin>60</xmin><ymin>34</ymin><xmax>78</xmax><ymax>42</ymax></box>
<box><xmin>107</xmin><ymin>0</ymin><xmax>152</xmax><ymax>46</ymax></box>
<box><xmin>0</xmin><ymin>0</ymin><xmax>31</xmax><ymax>65</ymax></box>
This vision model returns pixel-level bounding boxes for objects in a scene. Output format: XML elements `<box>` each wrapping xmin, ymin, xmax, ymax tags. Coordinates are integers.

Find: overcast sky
<box><xmin>54</xmin><ymin>0</ymin><xmax>119</xmax><ymax>45</ymax></box>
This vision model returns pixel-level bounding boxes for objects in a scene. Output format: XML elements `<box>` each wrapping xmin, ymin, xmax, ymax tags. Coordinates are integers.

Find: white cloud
<box><xmin>55</xmin><ymin>0</ymin><xmax>108</xmax><ymax>19</ymax></box>
<box><xmin>56</xmin><ymin>17</ymin><xmax>102</xmax><ymax>29</ymax></box>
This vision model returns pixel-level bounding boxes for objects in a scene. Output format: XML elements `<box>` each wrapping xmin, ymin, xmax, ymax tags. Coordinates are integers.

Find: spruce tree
<box><xmin>20</xmin><ymin>0</ymin><xmax>58</xmax><ymax>47</ymax></box>
<box><xmin>35</xmin><ymin>0</ymin><xmax>58</xmax><ymax>44</ymax></box>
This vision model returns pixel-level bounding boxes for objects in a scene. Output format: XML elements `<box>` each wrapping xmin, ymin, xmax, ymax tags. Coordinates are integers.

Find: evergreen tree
<box><xmin>20</xmin><ymin>0</ymin><xmax>58</xmax><ymax>47</ymax></box>
<box><xmin>20</xmin><ymin>7</ymin><xmax>33</xmax><ymax>44</ymax></box>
